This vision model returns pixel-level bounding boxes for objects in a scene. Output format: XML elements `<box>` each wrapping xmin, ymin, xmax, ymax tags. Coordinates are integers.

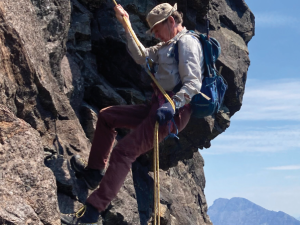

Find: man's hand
<box><xmin>114</xmin><ymin>4</ymin><xmax>131</xmax><ymax>32</ymax></box>
<box><xmin>156</xmin><ymin>102</ymin><xmax>175</xmax><ymax>125</ymax></box>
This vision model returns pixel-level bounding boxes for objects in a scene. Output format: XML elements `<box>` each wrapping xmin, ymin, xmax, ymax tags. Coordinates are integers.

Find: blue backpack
<box><xmin>174</xmin><ymin>30</ymin><xmax>228</xmax><ymax>118</ymax></box>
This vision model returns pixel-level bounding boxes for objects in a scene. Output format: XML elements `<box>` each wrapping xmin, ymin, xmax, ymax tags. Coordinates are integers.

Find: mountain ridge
<box><xmin>208</xmin><ymin>197</ymin><xmax>300</xmax><ymax>225</ymax></box>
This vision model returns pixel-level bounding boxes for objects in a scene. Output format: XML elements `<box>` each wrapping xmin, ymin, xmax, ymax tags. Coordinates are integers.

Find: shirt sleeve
<box><xmin>173</xmin><ymin>34</ymin><xmax>204</xmax><ymax>108</ymax></box>
<box><xmin>126</xmin><ymin>31</ymin><xmax>162</xmax><ymax>65</ymax></box>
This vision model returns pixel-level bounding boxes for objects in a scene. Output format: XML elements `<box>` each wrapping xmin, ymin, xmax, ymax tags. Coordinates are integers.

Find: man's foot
<box><xmin>70</xmin><ymin>155</ymin><xmax>104</xmax><ymax>190</ymax></box>
<box><xmin>61</xmin><ymin>203</ymin><xmax>100</xmax><ymax>225</ymax></box>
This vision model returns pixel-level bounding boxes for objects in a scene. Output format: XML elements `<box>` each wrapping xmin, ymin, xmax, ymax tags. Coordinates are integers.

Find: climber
<box><xmin>61</xmin><ymin>2</ymin><xmax>204</xmax><ymax>224</ymax></box>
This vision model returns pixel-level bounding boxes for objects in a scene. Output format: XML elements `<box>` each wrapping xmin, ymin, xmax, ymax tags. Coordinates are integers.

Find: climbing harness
<box><xmin>112</xmin><ymin>1</ymin><xmax>176</xmax><ymax>224</ymax></box>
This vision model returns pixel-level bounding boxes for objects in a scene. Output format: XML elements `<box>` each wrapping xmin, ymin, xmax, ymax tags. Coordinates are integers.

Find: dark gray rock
<box><xmin>85</xmin><ymin>84</ymin><xmax>127</xmax><ymax>110</ymax></box>
<box><xmin>212</xmin><ymin>0</ymin><xmax>255</xmax><ymax>44</ymax></box>
<box><xmin>208</xmin><ymin>197</ymin><xmax>300</xmax><ymax>225</ymax></box>
<box><xmin>116</xmin><ymin>88</ymin><xmax>146</xmax><ymax>105</ymax></box>
<box><xmin>79</xmin><ymin>102</ymin><xmax>99</xmax><ymax>142</ymax></box>
<box><xmin>211</xmin><ymin>27</ymin><xmax>250</xmax><ymax>115</ymax></box>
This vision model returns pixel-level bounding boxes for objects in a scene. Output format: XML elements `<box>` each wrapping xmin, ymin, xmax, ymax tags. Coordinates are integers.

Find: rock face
<box><xmin>208</xmin><ymin>197</ymin><xmax>300</xmax><ymax>225</ymax></box>
<box><xmin>0</xmin><ymin>105</ymin><xmax>60</xmax><ymax>225</ymax></box>
<box><xmin>0</xmin><ymin>0</ymin><xmax>254</xmax><ymax>224</ymax></box>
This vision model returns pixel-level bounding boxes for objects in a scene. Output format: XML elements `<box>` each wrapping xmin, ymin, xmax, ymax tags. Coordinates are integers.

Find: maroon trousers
<box><xmin>86</xmin><ymin>97</ymin><xmax>192</xmax><ymax>212</ymax></box>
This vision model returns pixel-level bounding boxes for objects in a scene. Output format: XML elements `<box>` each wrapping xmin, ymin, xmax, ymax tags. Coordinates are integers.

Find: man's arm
<box><xmin>114</xmin><ymin>5</ymin><xmax>160</xmax><ymax>65</ymax></box>
<box><xmin>173</xmin><ymin>34</ymin><xmax>204</xmax><ymax>108</ymax></box>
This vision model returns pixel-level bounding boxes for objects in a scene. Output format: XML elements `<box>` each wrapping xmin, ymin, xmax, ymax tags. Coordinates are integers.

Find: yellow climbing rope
<box><xmin>153</xmin><ymin>122</ymin><xmax>160</xmax><ymax>225</ymax></box>
<box><xmin>112</xmin><ymin>1</ymin><xmax>176</xmax><ymax>224</ymax></box>
<box><xmin>75</xmin><ymin>205</ymin><xmax>86</xmax><ymax>218</ymax></box>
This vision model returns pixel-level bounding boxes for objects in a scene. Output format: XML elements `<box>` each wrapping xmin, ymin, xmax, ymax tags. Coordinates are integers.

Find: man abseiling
<box><xmin>61</xmin><ymin>3</ymin><xmax>204</xmax><ymax>224</ymax></box>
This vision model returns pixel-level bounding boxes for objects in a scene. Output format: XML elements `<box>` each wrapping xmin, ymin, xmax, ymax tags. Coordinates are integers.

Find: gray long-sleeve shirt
<box><xmin>126</xmin><ymin>27</ymin><xmax>204</xmax><ymax>108</ymax></box>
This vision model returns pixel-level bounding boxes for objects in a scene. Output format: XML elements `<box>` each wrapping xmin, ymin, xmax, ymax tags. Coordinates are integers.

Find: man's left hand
<box><xmin>156</xmin><ymin>102</ymin><xmax>175</xmax><ymax>125</ymax></box>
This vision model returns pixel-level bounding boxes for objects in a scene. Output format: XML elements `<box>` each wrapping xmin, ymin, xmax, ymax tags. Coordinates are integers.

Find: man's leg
<box><xmin>71</xmin><ymin>104</ymin><xmax>152</xmax><ymax>189</ymax></box>
<box><xmin>86</xmin><ymin>100</ymin><xmax>192</xmax><ymax>212</ymax></box>
<box><xmin>87</xmin><ymin>103</ymin><xmax>151</xmax><ymax>170</ymax></box>
<box><xmin>62</xmin><ymin>104</ymin><xmax>153</xmax><ymax>224</ymax></box>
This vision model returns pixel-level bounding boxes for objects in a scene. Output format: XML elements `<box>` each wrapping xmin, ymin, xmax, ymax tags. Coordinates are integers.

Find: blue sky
<box><xmin>203</xmin><ymin>0</ymin><xmax>300</xmax><ymax>219</ymax></box>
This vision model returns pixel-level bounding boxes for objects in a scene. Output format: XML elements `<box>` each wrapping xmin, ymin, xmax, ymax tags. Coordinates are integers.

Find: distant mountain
<box><xmin>208</xmin><ymin>197</ymin><xmax>300</xmax><ymax>225</ymax></box>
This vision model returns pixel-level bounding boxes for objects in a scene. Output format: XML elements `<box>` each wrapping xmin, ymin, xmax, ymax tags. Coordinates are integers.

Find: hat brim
<box><xmin>146</xmin><ymin>5</ymin><xmax>177</xmax><ymax>35</ymax></box>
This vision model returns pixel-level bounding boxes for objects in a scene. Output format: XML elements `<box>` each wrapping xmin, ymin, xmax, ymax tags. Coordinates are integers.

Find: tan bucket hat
<box><xmin>146</xmin><ymin>3</ymin><xmax>177</xmax><ymax>34</ymax></box>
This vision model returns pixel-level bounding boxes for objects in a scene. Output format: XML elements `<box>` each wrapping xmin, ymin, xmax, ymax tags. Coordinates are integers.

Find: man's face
<box><xmin>151</xmin><ymin>19</ymin><xmax>173</xmax><ymax>42</ymax></box>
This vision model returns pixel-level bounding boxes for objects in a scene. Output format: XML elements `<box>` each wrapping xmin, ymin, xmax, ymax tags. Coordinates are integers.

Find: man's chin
<box><xmin>159</xmin><ymin>38</ymin><xmax>167</xmax><ymax>42</ymax></box>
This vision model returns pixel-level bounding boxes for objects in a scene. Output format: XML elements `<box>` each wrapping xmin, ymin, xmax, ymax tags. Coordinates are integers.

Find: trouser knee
<box><xmin>109</xmin><ymin>147</ymin><xmax>134</xmax><ymax>170</ymax></box>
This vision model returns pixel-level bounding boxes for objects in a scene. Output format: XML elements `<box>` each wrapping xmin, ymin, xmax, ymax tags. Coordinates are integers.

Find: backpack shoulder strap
<box><xmin>172</xmin><ymin>30</ymin><xmax>202</xmax><ymax>93</ymax></box>
<box><xmin>174</xmin><ymin>30</ymin><xmax>221</xmax><ymax>78</ymax></box>
<box><xmin>173</xmin><ymin>30</ymin><xmax>200</xmax><ymax>63</ymax></box>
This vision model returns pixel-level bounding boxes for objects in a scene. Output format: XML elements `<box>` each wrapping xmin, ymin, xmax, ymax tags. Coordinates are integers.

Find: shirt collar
<box><xmin>165</xmin><ymin>27</ymin><xmax>187</xmax><ymax>45</ymax></box>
